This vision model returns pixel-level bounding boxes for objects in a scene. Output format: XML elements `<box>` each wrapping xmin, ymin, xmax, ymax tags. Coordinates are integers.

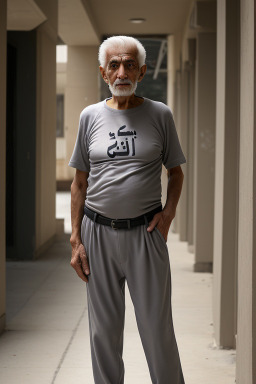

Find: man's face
<box><xmin>100</xmin><ymin>46</ymin><xmax>146</xmax><ymax>97</ymax></box>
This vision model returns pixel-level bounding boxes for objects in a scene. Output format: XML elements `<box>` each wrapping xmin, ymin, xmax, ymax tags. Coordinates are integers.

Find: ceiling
<box><xmin>58</xmin><ymin>0</ymin><xmax>100</xmax><ymax>45</ymax></box>
<box><xmin>7</xmin><ymin>0</ymin><xmax>47</xmax><ymax>30</ymax></box>
<box><xmin>7</xmin><ymin>0</ymin><xmax>194</xmax><ymax>45</ymax></box>
<box><xmin>58</xmin><ymin>0</ymin><xmax>194</xmax><ymax>45</ymax></box>
<box><xmin>84</xmin><ymin>0</ymin><xmax>193</xmax><ymax>37</ymax></box>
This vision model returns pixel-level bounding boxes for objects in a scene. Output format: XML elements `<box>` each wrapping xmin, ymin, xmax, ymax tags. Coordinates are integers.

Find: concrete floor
<box><xmin>0</xmin><ymin>192</ymin><xmax>236</xmax><ymax>384</ymax></box>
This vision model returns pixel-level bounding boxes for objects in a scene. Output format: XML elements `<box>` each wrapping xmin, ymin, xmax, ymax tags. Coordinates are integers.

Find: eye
<box><xmin>110</xmin><ymin>63</ymin><xmax>118</xmax><ymax>69</ymax></box>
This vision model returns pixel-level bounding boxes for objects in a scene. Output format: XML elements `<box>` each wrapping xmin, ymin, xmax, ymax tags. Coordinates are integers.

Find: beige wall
<box><xmin>35</xmin><ymin>0</ymin><xmax>58</xmax><ymax>252</ymax></box>
<box><xmin>57</xmin><ymin>45</ymin><xmax>99</xmax><ymax>181</ymax></box>
<box><xmin>236</xmin><ymin>0</ymin><xmax>256</xmax><ymax>382</ymax></box>
<box><xmin>0</xmin><ymin>0</ymin><xmax>7</xmax><ymax>334</ymax></box>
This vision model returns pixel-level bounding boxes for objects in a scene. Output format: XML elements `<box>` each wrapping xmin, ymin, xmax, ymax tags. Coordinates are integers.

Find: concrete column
<box><xmin>178</xmin><ymin>61</ymin><xmax>189</xmax><ymax>241</ymax></box>
<box><xmin>172</xmin><ymin>70</ymin><xmax>182</xmax><ymax>233</ymax></box>
<box><xmin>236</xmin><ymin>0</ymin><xmax>256</xmax><ymax>382</ymax></box>
<box><xmin>65</xmin><ymin>46</ymin><xmax>99</xmax><ymax>181</ymax></box>
<box><xmin>167</xmin><ymin>34</ymin><xmax>175</xmax><ymax>112</ymax></box>
<box><xmin>187</xmin><ymin>39</ymin><xmax>196</xmax><ymax>251</ymax></box>
<box><xmin>164</xmin><ymin>35</ymin><xmax>182</xmax><ymax>216</ymax></box>
<box><xmin>193</xmin><ymin>32</ymin><xmax>216</xmax><ymax>272</ymax></box>
<box><xmin>35</xmin><ymin>3</ymin><xmax>58</xmax><ymax>254</ymax></box>
<box><xmin>0</xmin><ymin>0</ymin><xmax>7</xmax><ymax>334</ymax></box>
<box><xmin>161</xmin><ymin>35</ymin><xmax>176</xmax><ymax>208</ymax></box>
<box><xmin>213</xmin><ymin>0</ymin><xmax>240</xmax><ymax>349</ymax></box>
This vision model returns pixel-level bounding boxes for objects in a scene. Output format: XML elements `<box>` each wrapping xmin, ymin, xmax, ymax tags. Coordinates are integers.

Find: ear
<box><xmin>99</xmin><ymin>66</ymin><xmax>109</xmax><ymax>84</ymax></box>
<box><xmin>137</xmin><ymin>64</ymin><xmax>147</xmax><ymax>83</ymax></box>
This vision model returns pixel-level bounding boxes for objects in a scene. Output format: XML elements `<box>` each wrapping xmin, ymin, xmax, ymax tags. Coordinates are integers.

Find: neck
<box><xmin>107</xmin><ymin>94</ymin><xmax>144</xmax><ymax>110</ymax></box>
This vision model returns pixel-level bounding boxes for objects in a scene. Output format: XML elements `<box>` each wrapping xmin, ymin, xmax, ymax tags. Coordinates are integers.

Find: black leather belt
<box><xmin>84</xmin><ymin>205</ymin><xmax>162</xmax><ymax>229</ymax></box>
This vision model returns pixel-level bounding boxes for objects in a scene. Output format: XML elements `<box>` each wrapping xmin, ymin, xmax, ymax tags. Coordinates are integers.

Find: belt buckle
<box><xmin>111</xmin><ymin>219</ymin><xmax>118</xmax><ymax>230</ymax></box>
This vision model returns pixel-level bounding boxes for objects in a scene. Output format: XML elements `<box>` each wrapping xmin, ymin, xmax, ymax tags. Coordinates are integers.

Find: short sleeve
<box><xmin>68</xmin><ymin>112</ymin><xmax>90</xmax><ymax>172</ymax></box>
<box><xmin>162</xmin><ymin>110</ymin><xmax>186</xmax><ymax>169</ymax></box>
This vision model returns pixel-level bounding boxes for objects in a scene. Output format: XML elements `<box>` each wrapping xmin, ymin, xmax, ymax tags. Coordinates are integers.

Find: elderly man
<box><xmin>69</xmin><ymin>35</ymin><xmax>186</xmax><ymax>384</ymax></box>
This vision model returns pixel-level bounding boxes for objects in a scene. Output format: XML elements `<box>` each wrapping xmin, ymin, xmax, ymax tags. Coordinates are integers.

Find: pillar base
<box><xmin>194</xmin><ymin>261</ymin><xmax>213</xmax><ymax>272</ymax></box>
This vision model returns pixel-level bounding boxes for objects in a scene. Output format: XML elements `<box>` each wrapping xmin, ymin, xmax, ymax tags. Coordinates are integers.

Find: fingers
<box><xmin>70</xmin><ymin>244</ymin><xmax>90</xmax><ymax>283</ymax></box>
<box><xmin>146</xmin><ymin>213</ymin><xmax>161</xmax><ymax>232</ymax></box>
<box><xmin>146</xmin><ymin>212</ymin><xmax>169</xmax><ymax>241</ymax></box>
<box><xmin>70</xmin><ymin>259</ymin><xmax>88</xmax><ymax>282</ymax></box>
<box><xmin>80</xmin><ymin>250</ymin><xmax>90</xmax><ymax>275</ymax></box>
<box><xmin>75</xmin><ymin>265</ymin><xmax>88</xmax><ymax>283</ymax></box>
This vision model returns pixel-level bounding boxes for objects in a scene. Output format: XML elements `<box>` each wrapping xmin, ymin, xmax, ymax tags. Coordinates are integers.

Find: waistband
<box><xmin>84</xmin><ymin>205</ymin><xmax>162</xmax><ymax>230</ymax></box>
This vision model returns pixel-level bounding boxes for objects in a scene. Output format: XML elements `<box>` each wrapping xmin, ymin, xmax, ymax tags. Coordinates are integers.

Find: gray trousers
<box><xmin>81</xmin><ymin>213</ymin><xmax>186</xmax><ymax>384</ymax></box>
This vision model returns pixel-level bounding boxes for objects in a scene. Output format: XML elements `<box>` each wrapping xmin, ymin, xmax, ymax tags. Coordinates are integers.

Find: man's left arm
<box><xmin>147</xmin><ymin>165</ymin><xmax>184</xmax><ymax>241</ymax></box>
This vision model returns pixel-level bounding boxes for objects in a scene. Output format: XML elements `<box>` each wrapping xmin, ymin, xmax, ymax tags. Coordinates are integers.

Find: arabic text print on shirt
<box><xmin>107</xmin><ymin>125</ymin><xmax>137</xmax><ymax>158</ymax></box>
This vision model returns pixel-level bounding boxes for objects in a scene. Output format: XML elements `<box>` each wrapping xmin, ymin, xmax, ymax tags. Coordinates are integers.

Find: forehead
<box><xmin>105</xmin><ymin>46</ymin><xmax>138</xmax><ymax>65</ymax></box>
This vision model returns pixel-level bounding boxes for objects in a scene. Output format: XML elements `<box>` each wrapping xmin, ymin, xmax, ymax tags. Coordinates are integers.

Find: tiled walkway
<box><xmin>0</xmin><ymin>192</ymin><xmax>236</xmax><ymax>384</ymax></box>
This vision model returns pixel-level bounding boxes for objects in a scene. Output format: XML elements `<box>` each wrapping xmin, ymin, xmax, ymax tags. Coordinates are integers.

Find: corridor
<box><xmin>0</xmin><ymin>193</ymin><xmax>236</xmax><ymax>384</ymax></box>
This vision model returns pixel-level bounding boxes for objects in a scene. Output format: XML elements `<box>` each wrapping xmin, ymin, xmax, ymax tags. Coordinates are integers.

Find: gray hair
<box><xmin>98</xmin><ymin>35</ymin><xmax>146</xmax><ymax>69</ymax></box>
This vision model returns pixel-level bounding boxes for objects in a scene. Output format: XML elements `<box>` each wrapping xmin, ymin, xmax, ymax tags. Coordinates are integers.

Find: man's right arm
<box><xmin>70</xmin><ymin>169</ymin><xmax>90</xmax><ymax>283</ymax></box>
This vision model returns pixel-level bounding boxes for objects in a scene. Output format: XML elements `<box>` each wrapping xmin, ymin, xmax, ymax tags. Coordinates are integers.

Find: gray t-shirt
<box><xmin>68</xmin><ymin>97</ymin><xmax>186</xmax><ymax>219</ymax></box>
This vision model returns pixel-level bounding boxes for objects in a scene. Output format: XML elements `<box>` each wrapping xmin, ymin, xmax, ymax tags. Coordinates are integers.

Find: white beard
<box><xmin>108</xmin><ymin>79</ymin><xmax>138</xmax><ymax>96</ymax></box>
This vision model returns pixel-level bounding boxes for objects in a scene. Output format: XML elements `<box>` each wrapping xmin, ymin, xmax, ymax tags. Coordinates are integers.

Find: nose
<box><xmin>117</xmin><ymin>63</ymin><xmax>127</xmax><ymax>79</ymax></box>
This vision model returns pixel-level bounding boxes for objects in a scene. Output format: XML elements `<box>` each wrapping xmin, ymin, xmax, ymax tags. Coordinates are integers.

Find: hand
<box><xmin>146</xmin><ymin>211</ymin><xmax>174</xmax><ymax>242</ymax></box>
<box><xmin>70</xmin><ymin>242</ymin><xmax>90</xmax><ymax>283</ymax></box>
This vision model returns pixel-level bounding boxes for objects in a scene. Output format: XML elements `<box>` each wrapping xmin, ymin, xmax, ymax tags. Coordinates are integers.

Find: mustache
<box><xmin>113</xmin><ymin>79</ymin><xmax>133</xmax><ymax>86</ymax></box>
